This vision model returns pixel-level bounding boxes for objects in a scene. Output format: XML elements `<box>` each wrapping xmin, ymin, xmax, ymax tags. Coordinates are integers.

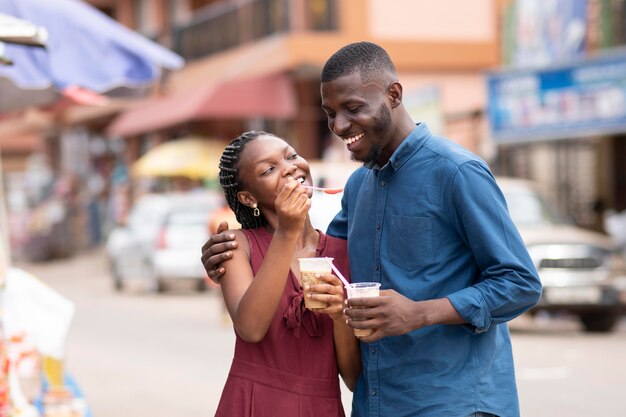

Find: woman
<box><xmin>214</xmin><ymin>131</ymin><xmax>360</xmax><ymax>417</ymax></box>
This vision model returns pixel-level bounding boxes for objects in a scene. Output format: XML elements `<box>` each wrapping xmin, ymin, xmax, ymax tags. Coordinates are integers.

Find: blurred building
<box><xmin>2</xmin><ymin>0</ymin><xmax>505</xmax><ymax>258</ymax></box>
<box><xmin>489</xmin><ymin>0</ymin><xmax>626</xmax><ymax>231</ymax></box>
<box><xmin>104</xmin><ymin>0</ymin><xmax>500</xmax><ymax>160</ymax></box>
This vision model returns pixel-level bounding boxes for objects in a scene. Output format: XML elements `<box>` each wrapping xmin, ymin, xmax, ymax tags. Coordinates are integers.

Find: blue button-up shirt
<box><xmin>327</xmin><ymin>124</ymin><xmax>541</xmax><ymax>417</ymax></box>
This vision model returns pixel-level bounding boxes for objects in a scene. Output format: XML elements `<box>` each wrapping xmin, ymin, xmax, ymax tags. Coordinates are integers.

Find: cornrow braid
<box><xmin>218</xmin><ymin>131</ymin><xmax>275</xmax><ymax>229</ymax></box>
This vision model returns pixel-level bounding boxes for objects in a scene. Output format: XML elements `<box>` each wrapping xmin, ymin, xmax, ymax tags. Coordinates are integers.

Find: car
<box><xmin>306</xmin><ymin>161</ymin><xmax>626</xmax><ymax>332</ymax></box>
<box><xmin>499</xmin><ymin>177</ymin><xmax>626</xmax><ymax>332</ymax></box>
<box><xmin>105</xmin><ymin>191</ymin><xmax>223</xmax><ymax>292</ymax></box>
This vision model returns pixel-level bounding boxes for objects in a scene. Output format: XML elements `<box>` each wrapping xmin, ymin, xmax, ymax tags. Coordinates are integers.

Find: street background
<box><xmin>16</xmin><ymin>248</ymin><xmax>626</xmax><ymax>417</ymax></box>
<box><xmin>4</xmin><ymin>1</ymin><xmax>626</xmax><ymax>417</ymax></box>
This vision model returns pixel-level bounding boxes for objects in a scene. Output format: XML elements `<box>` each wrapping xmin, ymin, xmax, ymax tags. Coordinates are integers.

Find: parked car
<box><xmin>499</xmin><ymin>177</ymin><xmax>626</xmax><ymax>332</ymax></box>
<box><xmin>105</xmin><ymin>191</ymin><xmax>223</xmax><ymax>292</ymax></box>
<box><xmin>306</xmin><ymin>162</ymin><xmax>626</xmax><ymax>332</ymax></box>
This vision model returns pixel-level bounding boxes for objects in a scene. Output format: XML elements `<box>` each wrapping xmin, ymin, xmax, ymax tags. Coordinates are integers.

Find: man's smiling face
<box><xmin>321</xmin><ymin>71</ymin><xmax>395</xmax><ymax>165</ymax></box>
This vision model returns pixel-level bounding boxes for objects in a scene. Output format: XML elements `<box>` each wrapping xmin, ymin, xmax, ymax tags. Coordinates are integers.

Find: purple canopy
<box><xmin>0</xmin><ymin>0</ymin><xmax>184</xmax><ymax>113</ymax></box>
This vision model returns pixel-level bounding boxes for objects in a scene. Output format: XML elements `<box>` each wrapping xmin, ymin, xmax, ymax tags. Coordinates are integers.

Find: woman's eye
<box><xmin>262</xmin><ymin>166</ymin><xmax>274</xmax><ymax>175</ymax></box>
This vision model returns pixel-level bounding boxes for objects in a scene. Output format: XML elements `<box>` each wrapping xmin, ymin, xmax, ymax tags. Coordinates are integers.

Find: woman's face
<box><xmin>237</xmin><ymin>134</ymin><xmax>313</xmax><ymax>208</ymax></box>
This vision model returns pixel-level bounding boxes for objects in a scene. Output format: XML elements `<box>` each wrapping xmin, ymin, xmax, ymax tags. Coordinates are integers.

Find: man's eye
<box><xmin>348</xmin><ymin>106</ymin><xmax>360</xmax><ymax>114</ymax></box>
<box><xmin>288</xmin><ymin>153</ymin><xmax>299</xmax><ymax>160</ymax></box>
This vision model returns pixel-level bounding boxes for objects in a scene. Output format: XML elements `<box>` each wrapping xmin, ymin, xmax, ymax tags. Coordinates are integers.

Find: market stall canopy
<box><xmin>132</xmin><ymin>138</ymin><xmax>228</xmax><ymax>180</ymax></box>
<box><xmin>107</xmin><ymin>72</ymin><xmax>296</xmax><ymax>137</ymax></box>
<box><xmin>0</xmin><ymin>0</ymin><xmax>184</xmax><ymax>113</ymax></box>
<box><xmin>0</xmin><ymin>13</ymin><xmax>48</xmax><ymax>47</ymax></box>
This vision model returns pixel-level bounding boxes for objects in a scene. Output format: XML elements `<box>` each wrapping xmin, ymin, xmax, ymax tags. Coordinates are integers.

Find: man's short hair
<box><xmin>321</xmin><ymin>41</ymin><xmax>397</xmax><ymax>83</ymax></box>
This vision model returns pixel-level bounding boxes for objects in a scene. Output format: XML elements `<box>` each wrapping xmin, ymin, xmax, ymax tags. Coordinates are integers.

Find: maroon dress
<box><xmin>215</xmin><ymin>227</ymin><xmax>350</xmax><ymax>417</ymax></box>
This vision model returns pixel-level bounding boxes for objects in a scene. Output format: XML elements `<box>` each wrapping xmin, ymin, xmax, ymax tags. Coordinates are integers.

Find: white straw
<box><xmin>325</xmin><ymin>257</ymin><xmax>350</xmax><ymax>288</ymax></box>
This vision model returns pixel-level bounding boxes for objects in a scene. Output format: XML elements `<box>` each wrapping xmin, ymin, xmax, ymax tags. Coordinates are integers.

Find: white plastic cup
<box><xmin>298</xmin><ymin>257</ymin><xmax>333</xmax><ymax>310</ymax></box>
<box><xmin>346</xmin><ymin>282</ymin><xmax>381</xmax><ymax>337</ymax></box>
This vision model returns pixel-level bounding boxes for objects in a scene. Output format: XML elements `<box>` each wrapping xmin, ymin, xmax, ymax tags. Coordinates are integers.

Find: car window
<box><xmin>127</xmin><ymin>198</ymin><xmax>169</xmax><ymax>232</ymax></box>
<box><xmin>167</xmin><ymin>210</ymin><xmax>211</xmax><ymax>226</ymax></box>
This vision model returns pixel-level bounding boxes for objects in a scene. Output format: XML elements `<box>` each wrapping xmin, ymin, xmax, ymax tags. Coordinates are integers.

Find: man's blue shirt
<box><xmin>327</xmin><ymin>124</ymin><xmax>542</xmax><ymax>417</ymax></box>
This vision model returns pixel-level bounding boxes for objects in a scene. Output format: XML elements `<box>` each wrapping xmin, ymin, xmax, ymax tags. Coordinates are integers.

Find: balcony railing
<box><xmin>173</xmin><ymin>0</ymin><xmax>338</xmax><ymax>61</ymax></box>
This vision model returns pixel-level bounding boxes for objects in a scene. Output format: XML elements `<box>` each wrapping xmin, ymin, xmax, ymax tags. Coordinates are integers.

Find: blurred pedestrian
<box><xmin>203</xmin><ymin>42</ymin><xmax>541</xmax><ymax>417</ymax></box>
<box><xmin>212</xmin><ymin>131</ymin><xmax>360</xmax><ymax>417</ymax></box>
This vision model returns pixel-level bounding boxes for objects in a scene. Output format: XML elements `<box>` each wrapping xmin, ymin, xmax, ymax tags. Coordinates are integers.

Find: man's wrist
<box><xmin>418</xmin><ymin>298</ymin><xmax>465</xmax><ymax>327</ymax></box>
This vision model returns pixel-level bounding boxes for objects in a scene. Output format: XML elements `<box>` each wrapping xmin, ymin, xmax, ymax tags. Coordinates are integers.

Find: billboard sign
<box><xmin>487</xmin><ymin>49</ymin><xmax>626</xmax><ymax>143</ymax></box>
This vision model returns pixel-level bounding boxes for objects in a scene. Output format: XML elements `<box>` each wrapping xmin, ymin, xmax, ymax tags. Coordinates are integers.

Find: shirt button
<box><xmin>380</xmin><ymin>181</ymin><xmax>385</xmax><ymax>186</ymax></box>
<box><xmin>376</xmin><ymin>224</ymin><xmax>380</xmax><ymax>230</ymax></box>
<box><xmin>370</xmin><ymin>347</ymin><xmax>377</xmax><ymax>354</ymax></box>
<box><xmin>370</xmin><ymin>389</ymin><xmax>377</xmax><ymax>396</ymax></box>
<box><xmin>375</xmin><ymin>265</ymin><xmax>379</xmax><ymax>271</ymax></box>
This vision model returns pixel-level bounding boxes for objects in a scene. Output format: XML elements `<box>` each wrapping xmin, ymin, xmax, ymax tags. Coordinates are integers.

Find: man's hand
<box><xmin>201</xmin><ymin>221</ymin><xmax>237</xmax><ymax>283</ymax></box>
<box><xmin>344</xmin><ymin>290</ymin><xmax>465</xmax><ymax>343</ymax></box>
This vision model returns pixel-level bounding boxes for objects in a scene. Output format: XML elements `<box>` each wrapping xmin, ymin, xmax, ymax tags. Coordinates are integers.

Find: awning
<box><xmin>107</xmin><ymin>72</ymin><xmax>297</xmax><ymax>137</ymax></box>
<box><xmin>0</xmin><ymin>131</ymin><xmax>42</xmax><ymax>152</ymax></box>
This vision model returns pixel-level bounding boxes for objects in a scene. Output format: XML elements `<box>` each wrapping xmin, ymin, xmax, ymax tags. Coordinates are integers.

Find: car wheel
<box><xmin>579</xmin><ymin>311</ymin><xmax>620</xmax><ymax>333</ymax></box>
<box><xmin>110</xmin><ymin>261</ymin><xmax>124</xmax><ymax>292</ymax></box>
<box><xmin>196</xmin><ymin>279</ymin><xmax>208</xmax><ymax>292</ymax></box>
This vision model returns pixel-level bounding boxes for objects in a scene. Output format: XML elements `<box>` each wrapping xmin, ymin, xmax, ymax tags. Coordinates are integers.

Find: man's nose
<box><xmin>331</xmin><ymin>114</ymin><xmax>350</xmax><ymax>136</ymax></box>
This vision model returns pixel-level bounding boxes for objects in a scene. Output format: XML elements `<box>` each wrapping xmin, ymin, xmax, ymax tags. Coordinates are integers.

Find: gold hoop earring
<box><xmin>252</xmin><ymin>204</ymin><xmax>260</xmax><ymax>217</ymax></box>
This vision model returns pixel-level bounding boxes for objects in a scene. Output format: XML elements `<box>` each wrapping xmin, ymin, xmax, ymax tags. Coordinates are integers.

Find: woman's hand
<box><xmin>306</xmin><ymin>273</ymin><xmax>346</xmax><ymax>321</ymax></box>
<box><xmin>274</xmin><ymin>177</ymin><xmax>311</xmax><ymax>235</ymax></box>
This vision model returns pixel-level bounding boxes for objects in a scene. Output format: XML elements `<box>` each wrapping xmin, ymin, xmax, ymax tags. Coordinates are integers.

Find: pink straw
<box><xmin>325</xmin><ymin>257</ymin><xmax>350</xmax><ymax>288</ymax></box>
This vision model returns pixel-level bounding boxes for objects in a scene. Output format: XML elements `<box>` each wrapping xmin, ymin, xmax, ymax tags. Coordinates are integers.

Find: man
<box><xmin>202</xmin><ymin>42</ymin><xmax>542</xmax><ymax>417</ymax></box>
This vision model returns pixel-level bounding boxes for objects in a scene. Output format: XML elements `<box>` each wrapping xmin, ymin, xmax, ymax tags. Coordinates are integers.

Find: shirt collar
<box><xmin>364</xmin><ymin>123</ymin><xmax>431</xmax><ymax>171</ymax></box>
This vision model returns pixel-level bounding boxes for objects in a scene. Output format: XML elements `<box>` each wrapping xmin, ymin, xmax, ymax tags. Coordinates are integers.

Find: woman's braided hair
<box><xmin>219</xmin><ymin>131</ymin><xmax>275</xmax><ymax>229</ymax></box>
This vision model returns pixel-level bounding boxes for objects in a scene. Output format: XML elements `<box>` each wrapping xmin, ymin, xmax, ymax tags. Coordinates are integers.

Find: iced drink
<box><xmin>298</xmin><ymin>257</ymin><xmax>333</xmax><ymax>310</ymax></box>
<box><xmin>346</xmin><ymin>282</ymin><xmax>381</xmax><ymax>337</ymax></box>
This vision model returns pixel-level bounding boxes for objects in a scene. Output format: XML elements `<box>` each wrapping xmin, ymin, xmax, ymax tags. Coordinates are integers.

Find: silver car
<box><xmin>499</xmin><ymin>177</ymin><xmax>626</xmax><ymax>332</ymax></box>
<box><xmin>106</xmin><ymin>191</ymin><xmax>223</xmax><ymax>292</ymax></box>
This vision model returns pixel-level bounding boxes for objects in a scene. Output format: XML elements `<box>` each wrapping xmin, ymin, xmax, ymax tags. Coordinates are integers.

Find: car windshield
<box><xmin>503</xmin><ymin>189</ymin><xmax>567</xmax><ymax>227</ymax></box>
<box><xmin>167</xmin><ymin>210</ymin><xmax>210</xmax><ymax>227</ymax></box>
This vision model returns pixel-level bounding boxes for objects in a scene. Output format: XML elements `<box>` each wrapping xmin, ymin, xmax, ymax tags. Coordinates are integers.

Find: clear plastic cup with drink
<box><xmin>346</xmin><ymin>282</ymin><xmax>381</xmax><ymax>337</ymax></box>
<box><xmin>298</xmin><ymin>257</ymin><xmax>333</xmax><ymax>310</ymax></box>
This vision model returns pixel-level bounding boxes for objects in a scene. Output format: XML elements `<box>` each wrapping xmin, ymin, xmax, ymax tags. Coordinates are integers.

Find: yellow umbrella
<box><xmin>132</xmin><ymin>137</ymin><xmax>228</xmax><ymax>179</ymax></box>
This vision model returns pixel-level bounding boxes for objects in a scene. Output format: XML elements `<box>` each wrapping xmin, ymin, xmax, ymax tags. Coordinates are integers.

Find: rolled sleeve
<box><xmin>447</xmin><ymin>287</ymin><xmax>491</xmax><ymax>334</ymax></box>
<box><xmin>448</xmin><ymin>162</ymin><xmax>542</xmax><ymax>331</ymax></box>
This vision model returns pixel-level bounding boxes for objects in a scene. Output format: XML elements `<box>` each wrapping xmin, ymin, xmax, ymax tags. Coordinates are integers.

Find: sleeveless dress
<box><xmin>215</xmin><ymin>227</ymin><xmax>351</xmax><ymax>417</ymax></box>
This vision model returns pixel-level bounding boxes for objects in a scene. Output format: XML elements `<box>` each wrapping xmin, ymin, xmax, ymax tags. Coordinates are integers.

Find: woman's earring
<box><xmin>252</xmin><ymin>203</ymin><xmax>260</xmax><ymax>217</ymax></box>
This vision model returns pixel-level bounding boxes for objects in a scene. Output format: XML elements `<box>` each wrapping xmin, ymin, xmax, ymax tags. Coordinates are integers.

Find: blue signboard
<box><xmin>487</xmin><ymin>48</ymin><xmax>626</xmax><ymax>143</ymax></box>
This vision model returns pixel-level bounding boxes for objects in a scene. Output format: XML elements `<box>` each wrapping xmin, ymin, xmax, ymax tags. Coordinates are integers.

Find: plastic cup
<box><xmin>298</xmin><ymin>257</ymin><xmax>333</xmax><ymax>310</ymax></box>
<box><xmin>346</xmin><ymin>282</ymin><xmax>381</xmax><ymax>337</ymax></box>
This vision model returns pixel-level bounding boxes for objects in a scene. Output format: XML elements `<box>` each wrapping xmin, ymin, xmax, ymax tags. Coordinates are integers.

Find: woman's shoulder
<box><xmin>318</xmin><ymin>230</ymin><xmax>348</xmax><ymax>255</ymax></box>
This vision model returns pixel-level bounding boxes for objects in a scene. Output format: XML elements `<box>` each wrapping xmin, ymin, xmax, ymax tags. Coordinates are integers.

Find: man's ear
<box><xmin>237</xmin><ymin>191</ymin><xmax>256</xmax><ymax>208</ymax></box>
<box><xmin>389</xmin><ymin>81</ymin><xmax>402</xmax><ymax>108</ymax></box>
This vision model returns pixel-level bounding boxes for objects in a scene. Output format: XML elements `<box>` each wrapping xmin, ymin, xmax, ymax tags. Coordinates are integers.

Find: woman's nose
<box><xmin>282</xmin><ymin>162</ymin><xmax>297</xmax><ymax>176</ymax></box>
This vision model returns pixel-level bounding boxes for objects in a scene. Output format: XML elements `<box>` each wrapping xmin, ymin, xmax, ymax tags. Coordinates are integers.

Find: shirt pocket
<box><xmin>388</xmin><ymin>215</ymin><xmax>433</xmax><ymax>270</ymax></box>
